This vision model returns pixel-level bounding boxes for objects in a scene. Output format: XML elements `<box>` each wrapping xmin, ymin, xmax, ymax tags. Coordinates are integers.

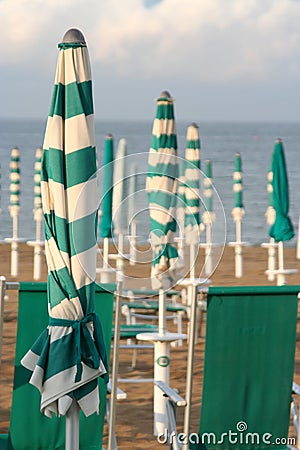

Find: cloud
<box><xmin>0</xmin><ymin>0</ymin><xmax>299</xmax><ymax>86</ymax></box>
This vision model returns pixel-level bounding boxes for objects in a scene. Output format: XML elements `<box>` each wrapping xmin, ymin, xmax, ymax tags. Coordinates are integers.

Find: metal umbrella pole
<box><xmin>108</xmin><ymin>276</ymin><xmax>123</xmax><ymax>450</ymax></box>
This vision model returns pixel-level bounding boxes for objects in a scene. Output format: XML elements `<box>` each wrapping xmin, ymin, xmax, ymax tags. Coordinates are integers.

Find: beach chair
<box><xmin>156</xmin><ymin>285</ymin><xmax>300</xmax><ymax>450</ymax></box>
<box><xmin>0</xmin><ymin>281</ymin><xmax>115</xmax><ymax>450</ymax></box>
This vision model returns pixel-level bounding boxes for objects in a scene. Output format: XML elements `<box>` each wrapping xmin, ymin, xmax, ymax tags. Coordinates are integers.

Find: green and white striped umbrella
<box><xmin>112</xmin><ymin>138</ymin><xmax>127</xmax><ymax>236</ymax></box>
<box><xmin>146</xmin><ymin>91</ymin><xmax>179</xmax><ymax>289</ymax></box>
<box><xmin>9</xmin><ymin>147</ymin><xmax>20</xmax><ymax>216</ymax></box>
<box><xmin>100</xmin><ymin>134</ymin><xmax>114</xmax><ymax>239</ymax></box>
<box><xmin>21</xmin><ymin>29</ymin><xmax>108</xmax><ymax>418</ymax></box>
<box><xmin>269</xmin><ymin>139</ymin><xmax>294</xmax><ymax>242</ymax></box>
<box><xmin>233</xmin><ymin>152</ymin><xmax>244</xmax><ymax>209</ymax></box>
<box><xmin>184</xmin><ymin>123</ymin><xmax>202</xmax><ymax>245</ymax></box>
<box><xmin>202</xmin><ymin>160</ymin><xmax>215</xmax><ymax>223</ymax></box>
<box><xmin>33</xmin><ymin>147</ymin><xmax>43</xmax><ymax>222</ymax></box>
<box><xmin>266</xmin><ymin>163</ymin><xmax>275</xmax><ymax>226</ymax></box>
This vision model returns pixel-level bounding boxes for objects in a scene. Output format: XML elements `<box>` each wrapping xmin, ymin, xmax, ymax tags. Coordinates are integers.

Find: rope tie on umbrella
<box><xmin>49</xmin><ymin>312</ymin><xmax>105</xmax><ymax>383</ymax></box>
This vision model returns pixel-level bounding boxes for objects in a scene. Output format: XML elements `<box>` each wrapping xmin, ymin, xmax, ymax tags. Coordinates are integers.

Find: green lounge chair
<box><xmin>156</xmin><ymin>285</ymin><xmax>299</xmax><ymax>450</ymax></box>
<box><xmin>0</xmin><ymin>281</ymin><xmax>115</xmax><ymax>450</ymax></box>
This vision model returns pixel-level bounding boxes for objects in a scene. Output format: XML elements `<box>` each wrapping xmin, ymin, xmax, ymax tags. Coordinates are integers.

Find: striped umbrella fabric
<box><xmin>100</xmin><ymin>134</ymin><xmax>114</xmax><ymax>239</ymax></box>
<box><xmin>9</xmin><ymin>147</ymin><xmax>21</xmax><ymax>216</ymax></box>
<box><xmin>184</xmin><ymin>123</ymin><xmax>202</xmax><ymax>245</ymax></box>
<box><xmin>33</xmin><ymin>147</ymin><xmax>43</xmax><ymax>222</ymax></box>
<box><xmin>21</xmin><ymin>29</ymin><xmax>107</xmax><ymax>418</ymax></box>
<box><xmin>269</xmin><ymin>139</ymin><xmax>294</xmax><ymax>242</ymax></box>
<box><xmin>112</xmin><ymin>138</ymin><xmax>127</xmax><ymax>236</ymax></box>
<box><xmin>266</xmin><ymin>163</ymin><xmax>276</xmax><ymax>226</ymax></box>
<box><xmin>202</xmin><ymin>160</ymin><xmax>215</xmax><ymax>223</ymax></box>
<box><xmin>146</xmin><ymin>91</ymin><xmax>179</xmax><ymax>289</ymax></box>
<box><xmin>233</xmin><ymin>152</ymin><xmax>244</xmax><ymax>209</ymax></box>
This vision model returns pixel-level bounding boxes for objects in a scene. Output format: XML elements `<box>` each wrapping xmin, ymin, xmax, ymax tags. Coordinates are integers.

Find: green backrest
<box><xmin>196</xmin><ymin>286</ymin><xmax>299</xmax><ymax>450</ymax></box>
<box><xmin>7</xmin><ymin>281</ymin><xmax>115</xmax><ymax>450</ymax></box>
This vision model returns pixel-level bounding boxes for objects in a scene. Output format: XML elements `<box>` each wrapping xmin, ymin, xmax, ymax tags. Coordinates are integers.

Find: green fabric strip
<box><xmin>155</xmin><ymin>102</ymin><xmax>175</xmax><ymax>120</ymax></box>
<box><xmin>100</xmin><ymin>136</ymin><xmax>114</xmax><ymax>238</ymax></box>
<box><xmin>41</xmin><ymin>146</ymin><xmax>96</xmax><ymax>188</ymax></box>
<box><xmin>151</xmin><ymin>134</ymin><xmax>177</xmax><ymax>152</ymax></box>
<box><xmin>49</xmin><ymin>81</ymin><xmax>93</xmax><ymax>119</ymax></box>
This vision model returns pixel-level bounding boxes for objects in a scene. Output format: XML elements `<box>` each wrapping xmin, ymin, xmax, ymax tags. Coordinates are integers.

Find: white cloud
<box><xmin>0</xmin><ymin>0</ymin><xmax>299</xmax><ymax>85</ymax></box>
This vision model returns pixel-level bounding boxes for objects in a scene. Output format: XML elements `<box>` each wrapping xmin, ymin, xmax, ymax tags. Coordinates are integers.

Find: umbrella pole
<box><xmin>189</xmin><ymin>244</ymin><xmax>196</xmax><ymax>279</ymax></box>
<box><xmin>33</xmin><ymin>219</ymin><xmax>42</xmax><ymax>280</ymax></box>
<box><xmin>235</xmin><ymin>219</ymin><xmax>243</xmax><ymax>278</ymax></box>
<box><xmin>183</xmin><ymin>283</ymin><xmax>198</xmax><ymax>450</ymax></box>
<box><xmin>277</xmin><ymin>241</ymin><xmax>286</xmax><ymax>286</ymax></box>
<box><xmin>204</xmin><ymin>223</ymin><xmax>212</xmax><ymax>276</ymax></box>
<box><xmin>65</xmin><ymin>398</ymin><xmax>80</xmax><ymax>450</ymax></box>
<box><xmin>158</xmin><ymin>289</ymin><xmax>166</xmax><ymax>335</ymax></box>
<box><xmin>108</xmin><ymin>277</ymin><xmax>123</xmax><ymax>450</ymax></box>
<box><xmin>103</xmin><ymin>237</ymin><xmax>109</xmax><ymax>268</ymax></box>
<box><xmin>267</xmin><ymin>238</ymin><xmax>276</xmax><ymax>282</ymax></box>
<box><xmin>11</xmin><ymin>214</ymin><xmax>19</xmax><ymax>277</ymax></box>
<box><xmin>129</xmin><ymin>219</ymin><xmax>137</xmax><ymax>266</ymax></box>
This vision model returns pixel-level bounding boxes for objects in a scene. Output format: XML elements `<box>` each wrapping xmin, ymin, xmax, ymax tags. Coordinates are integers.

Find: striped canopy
<box><xmin>146</xmin><ymin>91</ymin><xmax>179</xmax><ymax>289</ymax></box>
<box><xmin>112</xmin><ymin>138</ymin><xmax>128</xmax><ymax>235</ymax></box>
<box><xmin>100</xmin><ymin>134</ymin><xmax>114</xmax><ymax>239</ymax></box>
<box><xmin>269</xmin><ymin>139</ymin><xmax>294</xmax><ymax>242</ymax></box>
<box><xmin>233</xmin><ymin>153</ymin><xmax>244</xmax><ymax>209</ymax></box>
<box><xmin>266</xmin><ymin>162</ymin><xmax>276</xmax><ymax>226</ymax></box>
<box><xmin>33</xmin><ymin>147</ymin><xmax>43</xmax><ymax>222</ymax></box>
<box><xmin>9</xmin><ymin>147</ymin><xmax>20</xmax><ymax>216</ymax></box>
<box><xmin>184</xmin><ymin>123</ymin><xmax>202</xmax><ymax>245</ymax></box>
<box><xmin>21</xmin><ymin>29</ymin><xmax>107</xmax><ymax>418</ymax></box>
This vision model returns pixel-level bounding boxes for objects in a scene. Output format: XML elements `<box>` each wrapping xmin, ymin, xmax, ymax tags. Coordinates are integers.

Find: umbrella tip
<box><xmin>159</xmin><ymin>90</ymin><xmax>171</xmax><ymax>98</ymax></box>
<box><xmin>62</xmin><ymin>28</ymin><xmax>86</xmax><ymax>44</ymax></box>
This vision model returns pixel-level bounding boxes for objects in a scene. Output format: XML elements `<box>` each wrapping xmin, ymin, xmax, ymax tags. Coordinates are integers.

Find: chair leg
<box><xmin>106</xmin><ymin>397</ymin><xmax>118</xmax><ymax>450</ymax></box>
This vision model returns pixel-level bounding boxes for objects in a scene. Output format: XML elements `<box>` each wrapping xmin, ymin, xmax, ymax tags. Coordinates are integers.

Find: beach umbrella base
<box><xmin>265</xmin><ymin>268</ymin><xmax>298</xmax><ymax>286</ymax></box>
<box><xmin>261</xmin><ymin>241</ymin><xmax>278</xmax><ymax>281</ymax></box>
<box><xmin>136</xmin><ymin>331</ymin><xmax>186</xmax><ymax>436</ymax></box>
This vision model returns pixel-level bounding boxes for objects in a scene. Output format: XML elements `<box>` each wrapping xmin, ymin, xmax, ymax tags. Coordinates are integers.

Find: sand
<box><xmin>1</xmin><ymin>242</ymin><xmax>300</xmax><ymax>449</ymax></box>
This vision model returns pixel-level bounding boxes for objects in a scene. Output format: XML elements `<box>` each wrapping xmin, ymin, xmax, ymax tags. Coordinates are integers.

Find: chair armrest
<box><xmin>154</xmin><ymin>380</ymin><xmax>186</xmax><ymax>407</ymax></box>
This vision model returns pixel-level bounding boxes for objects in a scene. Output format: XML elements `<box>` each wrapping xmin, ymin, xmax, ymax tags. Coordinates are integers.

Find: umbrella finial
<box><xmin>160</xmin><ymin>90</ymin><xmax>171</xmax><ymax>98</ymax></box>
<box><xmin>62</xmin><ymin>28</ymin><xmax>86</xmax><ymax>44</ymax></box>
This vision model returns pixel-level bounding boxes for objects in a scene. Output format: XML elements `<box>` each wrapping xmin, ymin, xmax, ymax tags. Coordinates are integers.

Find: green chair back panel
<box><xmin>198</xmin><ymin>286</ymin><xmax>298</xmax><ymax>450</ymax></box>
<box><xmin>7</xmin><ymin>282</ymin><xmax>114</xmax><ymax>450</ymax></box>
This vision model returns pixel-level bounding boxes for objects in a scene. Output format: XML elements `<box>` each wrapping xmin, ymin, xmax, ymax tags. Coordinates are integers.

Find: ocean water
<box><xmin>0</xmin><ymin>118</ymin><xmax>299</xmax><ymax>246</ymax></box>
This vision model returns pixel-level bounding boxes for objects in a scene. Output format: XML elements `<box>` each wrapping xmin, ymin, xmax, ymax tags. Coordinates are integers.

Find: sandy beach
<box><xmin>1</xmin><ymin>242</ymin><xmax>300</xmax><ymax>449</ymax></box>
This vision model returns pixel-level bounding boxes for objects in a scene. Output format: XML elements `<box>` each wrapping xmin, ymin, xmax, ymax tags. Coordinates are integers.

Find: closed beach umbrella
<box><xmin>112</xmin><ymin>138</ymin><xmax>127</xmax><ymax>236</ymax></box>
<box><xmin>146</xmin><ymin>90</ymin><xmax>179</xmax><ymax>290</ymax></box>
<box><xmin>33</xmin><ymin>147</ymin><xmax>43</xmax><ymax>219</ymax></box>
<box><xmin>184</xmin><ymin>123</ymin><xmax>203</xmax><ymax>278</ymax></box>
<box><xmin>21</xmin><ymin>28</ymin><xmax>108</xmax><ymax>447</ymax></box>
<box><xmin>269</xmin><ymin>139</ymin><xmax>294</xmax><ymax>242</ymax></box>
<box><xmin>184</xmin><ymin>123</ymin><xmax>201</xmax><ymax>244</ymax></box>
<box><xmin>144</xmin><ymin>91</ymin><xmax>183</xmax><ymax>436</ymax></box>
<box><xmin>176</xmin><ymin>160</ymin><xmax>186</xmax><ymax>263</ymax></box>
<box><xmin>230</xmin><ymin>153</ymin><xmax>245</xmax><ymax>278</ymax></box>
<box><xmin>8</xmin><ymin>147</ymin><xmax>21</xmax><ymax>276</ymax></box>
<box><xmin>202</xmin><ymin>160</ymin><xmax>216</xmax><ymax>276</ymax></box>
<box><xmin>269</xmin><ymin>139</ymin><xmax>294</xmax><ymax>285</ymax></box>
<box><xmin>31</xmin><ymin>146</ymin><xmax>44</xmax><ymax>280</ymax></box>
<box><xmin>99</xmin><ymin>134</ymin><xmax>114</xmax><ymax>271</ymax></box>
<box><xmin>100</xmin><ymin>134</ymin><xmax>114</xmax><ymax>239</ymax></box>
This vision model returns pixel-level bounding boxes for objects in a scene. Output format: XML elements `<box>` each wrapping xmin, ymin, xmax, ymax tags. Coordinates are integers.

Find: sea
<box><xmin>0</xmin><ymin>118</ymin><xmax>299</xmax><ymax>247</ymax></box>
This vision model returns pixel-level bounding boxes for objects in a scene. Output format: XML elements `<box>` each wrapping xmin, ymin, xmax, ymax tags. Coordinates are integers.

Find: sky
<box><xmin>0</xmin><ymin>0</ymin><xmax>300</xmax><ymax>122</ymax></box>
